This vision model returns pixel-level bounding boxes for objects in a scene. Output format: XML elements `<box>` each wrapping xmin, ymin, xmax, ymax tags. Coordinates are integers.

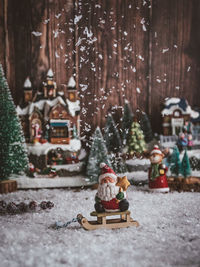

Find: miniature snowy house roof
<box><xmin>162</xmin><ymin>97</ymin><xmax>200</xmax><ymax>122</ymax></box>
<box><xmin>16</xmin><ymin>105</ymin><xmax>29</xmax><ymax>116</ymax></box>
<box><xmin>24</xmin><ymin>77</ymin><xmax>32</xmax><ymax>88</ymax></box>
<box><xmin>68</xmin><ymin>76</ymin><xmax>76</xmax><ymax>88</ymax></box>
<box><xmin>26</xmin><ymin>139</ymin><xmax>81</xmax><ymax>156</ymax></box>
<box><xmin>47</xmin><ymin>68</ymin><xmax>54</xmax><ymax>77</ymax></box>
<box><xmin>66</xmin><ymin>99</ymin><xmax>80</xmax><ymax>117</ymax></box>
<box><xmin>17</xmin><ymin>96</ymin><xmax>80</xmax><ymax>118</ymax></box>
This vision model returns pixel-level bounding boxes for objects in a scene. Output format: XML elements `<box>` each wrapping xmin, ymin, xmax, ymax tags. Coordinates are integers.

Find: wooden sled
<box><xmin>77</xmin><ymin>210</ymin><xmax>139</xmax><ymax>230</ymax></box>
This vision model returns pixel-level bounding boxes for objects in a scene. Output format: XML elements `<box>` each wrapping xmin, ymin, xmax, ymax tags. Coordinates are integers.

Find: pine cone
<box><xmin>46</xmin><ymin>201</ymin><xmax>54</xmax><ymax>209</ymax></box>
<box><xmin>0</xmin><ymin>200</ymin><xmax>7</xmax><ymax>208</ymax></box>
<box><xmin>40</xmin><ymin>201</ymin><xmax>47</xmax><ymax>209</ymax></box>
<box><xmin>7</xmin><ymin>202</ymin><xmax>18</xmax><ymax>214</ymax></box>
<box><xmin>29</xmin><ymin>201</ymin><xmax>37</xmax><ymax>211</ymax></box>
<box><xmin>18</xmin><ymin>202</ymin><xmax>29</xmax><ymax>213</ymax></box>
<box><xmin>0</xmin><ymin>201</ymin><xmax>7</xmax><ymax>214</ymax></box>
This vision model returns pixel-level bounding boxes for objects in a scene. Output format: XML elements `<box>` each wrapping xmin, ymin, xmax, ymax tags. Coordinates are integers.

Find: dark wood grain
<box><xmin>150</xmin><ymin>0</ymin><xmax>200</xmax><ymax>133</ymax></box>
<box><xmin>0</xmin><ymin>0</ymin><xmax>200</xmax><ymax>137</ymax></box>
<box><xmin>0</xmin><ymin>0</ymin><xmax>5</xmax><ymax>70</ymax></box>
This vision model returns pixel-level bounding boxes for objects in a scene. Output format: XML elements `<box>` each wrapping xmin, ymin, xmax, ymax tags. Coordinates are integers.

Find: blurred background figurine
<box><xmin>177</xmin><ymin>133</ymin><xmax>188</xmax><ymax>152</ymax></box>
<box><xmin>187</xmin><ymin>134</ymin><xmax>193</xmax><ymax>150</ymax></box>
<box><xmin>183</xmin><ymin>121</ymin><xmax>193</xmax><ymax>134</ymax></box>
<box><xmin>148</xmin><ymin>145</ymin><xmax>169</xmax><ymax>193</ymax></box>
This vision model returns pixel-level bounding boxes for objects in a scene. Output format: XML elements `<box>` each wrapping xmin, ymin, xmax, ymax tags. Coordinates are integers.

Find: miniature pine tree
<box><xmin>140</xmin><ymin>112</ymin><xmax>154</xmax><ymax>143</ymax></box>
<box><xmin>104</xmin><ymin>113</ymin><xmax>122</xmax><ymax>153</ymax></box>
<box><xmin>0</xmin><ymin>63</ymin><xmax>29</xmax><ymax>180</ymax></box>
<box><xmin>121</xmin><ymin>101</ymin><xmax>134</xmax><ymax>146</ymax></box>
<box><xmin>86</xmin><ymin>127</ymin><xmax>111</xmax><ymax>183</ymax></box>
<box><xmin>109</xmin><ymin>153</ymin><xmax>127</xmax><ymax>174</ymax></box>
<box><xmin>128</xmin><ymin>121</ymin><xmax>146</xmax><ymax>155</ymax></box>
<box><xmin>169</xmin><ymin>146</ymin><xmax>181</xmax><ymax>177</ymax></box>
<box><xmin>180</xmin><ymin>150</ymin><xmax>191</xmax><ymax>178</ymax></box>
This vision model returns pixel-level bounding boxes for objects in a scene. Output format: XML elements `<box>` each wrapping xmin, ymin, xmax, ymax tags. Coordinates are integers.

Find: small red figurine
<box><xmin>94</xmin><ymin>163</ymin><xmax>129</xmax><ymax>212</ymax></box>
<box><xmin>148</xmin><ymin>145</ymin><xmax>169</xmax><ymax>193</ymax></box>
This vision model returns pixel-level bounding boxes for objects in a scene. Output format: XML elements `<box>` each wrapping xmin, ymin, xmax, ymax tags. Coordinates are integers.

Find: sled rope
<box><xmin>54</xmin><ymin>217</ymin><xmax>79</xmax><ymax>229</ymax></box>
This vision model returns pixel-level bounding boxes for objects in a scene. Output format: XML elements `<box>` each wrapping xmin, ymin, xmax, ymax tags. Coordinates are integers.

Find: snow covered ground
<box><xmin>0</xmin><ymin>187</ymin><xmax>200</xmax><ymax>267</ymax></box>
<box><xmin>11</xmin><ymin>175</ymin><xmax>90</xmax><ymax>189</ymax></box>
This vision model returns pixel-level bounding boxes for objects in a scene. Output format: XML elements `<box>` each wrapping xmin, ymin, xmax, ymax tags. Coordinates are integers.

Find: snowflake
<box><xmin>74</xmin><ymin>15</ymin><xmax>82</xmax><ymax>24</ymax></box>
<box><xmin>32</xmin><ymin>31</ymin><xmax>42</xmax><ymax>37</ymax></box>
<box><xmin>55</xmin><ymin>13</ymin><xmax>61</xmax><ymax>19</ymax></box>
<box><xmin>136</xmin><ymin>88</ymin><xmax>141</xmax><ymax>93</ymax></box>
<box><xmin>162</xmin><ymin>48</ymin><xmax>169</xmax><ymax>54</ymax></box>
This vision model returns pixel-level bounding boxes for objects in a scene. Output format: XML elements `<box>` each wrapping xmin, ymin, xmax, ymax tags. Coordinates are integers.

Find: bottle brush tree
<box><xmin>0</xmin><ymin>63</ymin><xmax>29</xmax><ymax>180</ymax></box>
<box><xmin>86</xmin><ymin>127</ymin><xmax>111</xmax><ymax>183</ymax></box>
<box><xmin>140</xmin><ymin>111</ymin><xmax>154</xmax><ymax>143</ymax></box>
<box><xmin>169</xmin><ymin>145</ymin><xmax>181</xmax><ymax>177</ymax></box>
<box><xmin>121</xmin><ymin>101</ymin><xmax>134</xmax><ymax>146</ymax></box>
<box><xmin>104</xmin><ymin>114</ymin><xmax>127</xmax><ymax>173</ymax></box>
<box><xmin>127</xmin><ymin>121</ymin><xmax>146</xmax><ymax>155</ymax></box>
<box><xmin>104</xmin><ymin>113</ymin><xmax>122</xmax><ymax>153</ymax></box>
<box><xmin>109</xmin><ymin>153</ymin><xmax>127</xmax><ymax>174</ymax></box>
<box><xmin>180</xmin><ymin>149</ymin><xmax>191</xmax><ymax>178</ymax></box>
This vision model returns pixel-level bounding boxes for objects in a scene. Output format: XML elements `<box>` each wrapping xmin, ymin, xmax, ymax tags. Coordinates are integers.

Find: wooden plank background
<box><xmin>0</xmin><ymin>0</ymin><xmax>200</xmax><ymax>139</ymax></box>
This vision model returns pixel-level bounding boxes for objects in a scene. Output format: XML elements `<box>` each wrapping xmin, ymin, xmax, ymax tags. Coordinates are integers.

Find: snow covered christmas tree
<box><xmin>121</xmin><ymin>101</ymin><xmax>134</xmax><ymax>146</ymax></box>
<box><xmin>104</xmin><ymin>114</ymin><xmax>127</xmax><ymax>173</ymax></box>
<box><xmin>104</xmin><ymin>113</ymin><xmax>122</xmax><ymax>153</ymax></box>
<box><xmin>128</xmin><ymin>121</ymin><xmax>146</xmax><ymax>156</ymax></box>
<box><xmin>0</xmin><ymin>63</ymin><xmax>29</xmax><ymax>180</ymax></box>
<box><xmin>169</xmin><ymin>146</ymin><xmax>181</xmax><ymax>177</ymax></box>
<box><xmin>86</xmin><ymin>127</ymin><xmax>111</xmax><ymax>183</ymax></box>
<box><xmin>140</xmin><ymin>112</ymin><xmax>154</xmax><ymax>143</ymax></box>
<box><xmin>181</xmin><ymin>149</ymin><xmax>191</xmax><ymax>178</ymax></box>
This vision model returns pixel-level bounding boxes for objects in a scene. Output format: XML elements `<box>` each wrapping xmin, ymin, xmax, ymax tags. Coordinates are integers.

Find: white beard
<box><xmin>97</xmin><ymin>183</ymin><xmax>120</xmax><ymax>201</ymax></box>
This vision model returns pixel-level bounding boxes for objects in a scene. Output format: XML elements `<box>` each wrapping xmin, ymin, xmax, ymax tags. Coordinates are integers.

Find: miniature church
<box><xmin>16</xmin><ymin>69</ymin><xmax>81</xmax><ymax>168</ymax></box>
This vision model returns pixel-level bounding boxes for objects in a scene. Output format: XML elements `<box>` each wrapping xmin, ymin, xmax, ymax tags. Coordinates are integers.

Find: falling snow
<box><xmin>55</xmin><ymin>13</ymin><xmax>61</xmax><ymax>19</ymax></box>
<box><xmin>156</xmin><ymin>79</ymin><xmax>161</xmax><ymax>83</ymax></box>
<box><xmin>74</xmin><ymin>15</ymin><xmax>82</xmax><ymax>24</ymax></box>
<box><xmin>162</xmin><ymin>48</ymin><xmax>169</xmax><ymax>54</ymax></box>
<box><xmin>136</xmin><ymin>87</ymin><xmax>141</xmax><ymax>93</ymax></box>
<box><xmin>80</xmin><ymin>84</ymin><xmax>88</xmax><ymax>92</ymax></box>
<box><xmin>32</xmin><ymin>31</ymin><xmax>42</xmax><ymax>37</ymax></box>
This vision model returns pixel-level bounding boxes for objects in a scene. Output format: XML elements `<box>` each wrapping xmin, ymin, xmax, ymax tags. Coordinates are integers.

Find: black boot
<box><xmin>94</xmin><ymin>203</ymin><xmax>105</xmax><ymax>213</ymax></box>
<box><xmin>119</xmin><ymin>199</ymin><xmax>129</xmax><ymax>211</ymax></box>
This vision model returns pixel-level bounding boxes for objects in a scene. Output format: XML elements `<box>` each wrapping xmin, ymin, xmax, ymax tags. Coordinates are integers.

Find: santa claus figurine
<box><xmin>94</xmin><ymin>163</ymin><xmax>129</xmax><ymax>213</ymax></box>
<box><xmin>148</xmin><ymin>145</ymin><xmax>169</xmax><ymax>193</ymax></box>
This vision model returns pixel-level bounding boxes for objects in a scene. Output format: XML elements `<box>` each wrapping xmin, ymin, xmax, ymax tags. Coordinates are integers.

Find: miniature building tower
<box><xmin>43</xmin><ymin>69</ymin><xmax>57</xmax><ymax>99</ymax></box>
<box><xmin>66</xmin><ymin>76</ymin><xmax>80</xmax><ymax>138</ymax></box>
<box><xmin>67</xmin><ymin>76</ymin><xmax>77</xmax><ymax>102</ymax></box>
<box><xmin>23</xmin><ymin>77</ymin><xmax>33</xmax><ymax>103</ymax></box>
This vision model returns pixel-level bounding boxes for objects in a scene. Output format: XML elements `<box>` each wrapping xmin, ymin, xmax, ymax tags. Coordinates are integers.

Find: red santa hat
<box><xmin>150</xmin><ymin>145</ymin><xmax>162</xmax><ymax>155</ymax></box>
<box><xmin>99</xmin><ymin>163</ymin><xmax>117</xmax><ymax>183</ymax></box>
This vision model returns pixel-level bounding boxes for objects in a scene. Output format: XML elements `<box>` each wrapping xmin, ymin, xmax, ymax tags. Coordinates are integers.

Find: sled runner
<box><xmin>77</xmin><ymin>210</ymin><xmax>139</xmax><ymax>230</ymax></box>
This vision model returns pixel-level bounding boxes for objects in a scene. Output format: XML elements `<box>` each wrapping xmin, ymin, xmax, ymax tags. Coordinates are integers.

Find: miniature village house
<box><xmin>16</xmin><ymin>69</ymin><xmax>81</xmax><ymax>169</ymax></box>
<box><xmin>161</xmin><ymin>98</ymin><xmax>200</xmax><ymax>136</ymax></box>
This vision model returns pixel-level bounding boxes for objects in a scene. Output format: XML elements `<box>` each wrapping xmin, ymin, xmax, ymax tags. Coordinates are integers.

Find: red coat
<box><xmin>101</xmin><ymin>198</ymin><xmax>119</xmax><ymax>211</ymax></box>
